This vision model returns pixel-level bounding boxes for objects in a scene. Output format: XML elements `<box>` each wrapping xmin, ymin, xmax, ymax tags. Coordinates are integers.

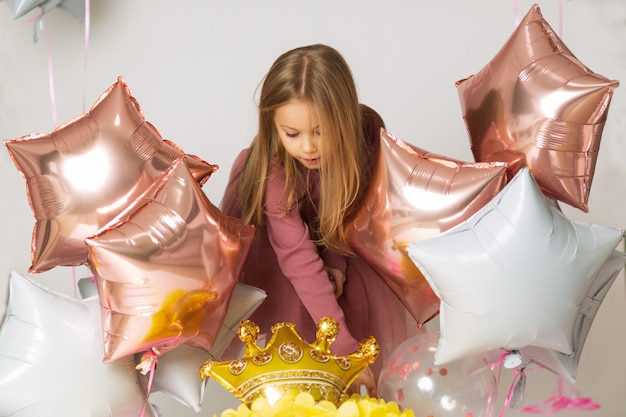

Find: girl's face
<box><xmin>274</xmin><ymin>100</ymin><xmax>321</xmax><ymax>169</ymax></box>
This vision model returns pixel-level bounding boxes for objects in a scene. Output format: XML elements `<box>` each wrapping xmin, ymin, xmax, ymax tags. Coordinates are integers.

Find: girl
<box><xmin>220</xmin><ymin>44</ymin><xmax>414</xmax><ymax>395</ymax></box>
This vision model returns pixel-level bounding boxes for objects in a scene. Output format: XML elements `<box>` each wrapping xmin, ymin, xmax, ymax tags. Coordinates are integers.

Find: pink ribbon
<box><xmin>499</xmin><ymin>369</ymin><xmax>525</xmax><ymax>417</ymax></box>
<box><xmin>43</xmin><ymin>14</ymin><xmax>57</xmax><ymax>128</ymax></box>
<box><xmin>21</xmin><ymin>0</ymin><xmax>91</xmax><ymax>129</ymax></box>
<box><xmin>137</xmin><ymin>348</ymin><xmax>160</xmax><ymax>417</ymax></box>
<box><xmin>20</xmin><ymin>12</ymin><xmax>57</xmax><ymax>127</ymax></box>
<box><xmin>82</xmin><ymin>0</ymin><xmax>90</xmax><ymax>112</ymax></box>
<box><xmin>71</xmin><ymin>0</ymin><xmax>91</xmax><ymax>296</ymax></box>
<box><xmin>490</xmin><ymin>350</ymin><xmax>510</xmax><ymax>372</ymax></box>
<box><xmin>491</xmin><ymin>351</ymin><xmax>601</xmax><ymax>415</ymax></box>
<box><xmin>490</xmin><ymin>351</ymin><xmax>540</xmax><ymax>417</ymax></box>
<box><xmin>522</xmin><ymin>377</ymin><xmax>601</xmax><ymax>413</ymax></box>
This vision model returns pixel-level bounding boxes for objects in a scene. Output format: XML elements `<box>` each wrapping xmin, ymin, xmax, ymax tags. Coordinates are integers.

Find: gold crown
<box><xmin>199</xmin><ymin>317</ymin><xmax>379</xmax><ymax>406</ymax></box>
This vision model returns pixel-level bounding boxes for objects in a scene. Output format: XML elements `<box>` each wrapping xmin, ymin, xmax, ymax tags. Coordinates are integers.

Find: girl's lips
<box><xmin>300</xmin><ymin>157</ymin><xmax>320</xmax><ymax>168</ymax></box>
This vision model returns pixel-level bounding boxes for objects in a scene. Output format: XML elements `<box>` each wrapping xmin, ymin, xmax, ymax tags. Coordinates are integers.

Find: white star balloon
<box><xmin>509</xmin><ymin>249</ymin><xmax>626</xmax><ymax>383</ymax></box>
<box><xmin>407</xmin><ymin>168</ymin><xmax>624</xmax><ymax>365</ymax></box>
<box><xmin>5</xmin><ymin>0</ymin><xmax>86</xmax><ymax>42</ymax></box>
<box><xmin>0</xmin><ymin>271</ymin><xmax>159</xmax><ymax>417</ymax></box>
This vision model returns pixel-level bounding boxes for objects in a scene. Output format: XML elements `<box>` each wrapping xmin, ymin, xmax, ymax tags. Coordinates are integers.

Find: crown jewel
<box><xmin>199</xmin><ymin>317</ymin><xmax>379</xmax><ymax>406</ymax></box>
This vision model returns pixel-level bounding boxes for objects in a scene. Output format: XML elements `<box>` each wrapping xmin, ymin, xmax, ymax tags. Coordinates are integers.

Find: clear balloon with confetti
<box><xmin>377</xmin><ymin>332</ymin><xmax>497</xmax><ymax>417</ymax></box>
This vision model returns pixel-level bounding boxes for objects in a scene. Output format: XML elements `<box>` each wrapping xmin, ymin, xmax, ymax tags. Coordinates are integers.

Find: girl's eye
<box><xmin>315</xmin><ymin>130</ymin><xmax>321</xmax><ymax>136</ymax></box>
<box><xmin>285</xmin><ymin>132</ymin><xmax>299</xmax><ymax>138</ymax></box>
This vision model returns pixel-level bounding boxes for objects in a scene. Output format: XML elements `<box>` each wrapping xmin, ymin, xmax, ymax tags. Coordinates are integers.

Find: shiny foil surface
<box><xmin>456</xmin><ymin>4</ymin><xmax>618</xmax><ymax>212</ymax></box>
<box><xmin>4</xmin><ymin>76</ymin><xmax>217</xmax><ymax>273</ymax></box>
<box><xmin>349</xmin><ymin>129</ymin><xmax>508</xmax><ymax>326</ymax></box>
<box><xmin>85</xmin><ymin>157</ymin><xmax>254</xmax><ymax>363</ymax></box>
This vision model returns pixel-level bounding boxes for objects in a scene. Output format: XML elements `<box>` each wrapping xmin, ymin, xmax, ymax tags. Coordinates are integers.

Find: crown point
<box><xmin>314</xmin><ymin>316</ymin><xmax>339</xmax><ymax>352</ymax></box>
<box><xmin>199</xmin><ymin>361</ymin><xmax>212</xmax><ymax>380</ymax></box>
<box><xmin>358</xmin><ymin>336</ymin><xmax>380</xmax><ymax>364</ymax></box>
<box><xmin>239</xmin><ymin>319</ymin><xmax>263</xmax><ymax>356</ymax></box>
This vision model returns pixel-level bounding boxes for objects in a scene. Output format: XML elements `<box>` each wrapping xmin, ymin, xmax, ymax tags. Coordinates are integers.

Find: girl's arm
<box><xmin>263</xmin><ymin>164</ymin><xmax>360</xmax><ymax>355</ymax></box>
<box><xmin>321</xmin><ymin>250</ymin><xmax>347</xmax><ymax>298</ymax></box>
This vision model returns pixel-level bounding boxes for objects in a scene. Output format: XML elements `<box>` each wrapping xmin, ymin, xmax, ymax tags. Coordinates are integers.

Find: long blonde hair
<box><xmin>238</xmin><ymin>44</ymin><xmax>367</xmax><ymax>254</ymax></box>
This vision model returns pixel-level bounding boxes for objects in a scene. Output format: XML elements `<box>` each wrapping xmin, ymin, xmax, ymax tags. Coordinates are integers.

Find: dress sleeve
<box><xmin>263</xmin><ymin>164</ymin><xmax>359</xmax><ymax>355</ymax></box>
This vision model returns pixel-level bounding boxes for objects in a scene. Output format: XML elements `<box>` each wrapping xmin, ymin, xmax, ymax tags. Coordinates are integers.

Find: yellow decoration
<box><xmin>215</xmin><ymin>391</ymin><xmax>415</xmax><ymax>417</ymax></box>
<box><xmin>143</xmin><ymin>288</ymin><xmax>217</xmax><ymax>342</ymax></box>
<box><xmin>392</xmin><ymin>240</ymin><xmax>427</xmax><ymax>284</ymax></box>
<box><xmin>200</xmin><ymin>317</ymin><xmax>380</xmax><ymax>406</ymax></box>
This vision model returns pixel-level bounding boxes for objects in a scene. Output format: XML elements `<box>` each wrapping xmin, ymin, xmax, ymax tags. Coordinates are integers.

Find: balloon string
<box><xmin>497</xmin><ymin>368</ymin><xmax>526</xmax><ymax>417</ymax></box>
<box><xmin>489</xmin><ymin>354</ymin><xmax>544</xmax><ymax>417</ymax></box>
<box><xmin>489</xmin><ymin>352</ymin><xmax>516</xmax><ymax>417</ymax></box>
<box><xmin>43</xmin><ymin>14</ymin><xmax>58</xmax><ymax>128</ymax></box>
<box><xmin>83</xmin><ymin>0</ymin><xmax>90</xmax><ymax>112</ymax></box>
<box><xmin>558</xmin><ymin>0</ymin><xmax>563</xmax><ymax>38</ymax></box>
<box><xmin>21</xmin><ymin>13</ymin><xmax>58</xmax><ymax>127</ymax></box>
<box><xmin>138</xmin><ymin>348</ymin><xmax>159</xmax><ymax>417</ymax></box>
<box><xmin>70</xmin><ymin>0</ymin><xmax>91</xmax><ymax>295</ymax></box>
<box><xmin>496</xmin><ymin>365</ymin><xmax>543</xmax><ymax>417</ymax></box>
<box><xmin>72</xmin><ymin>266</ymin><xmax>78</xmax><ymax>299</ymax></box>
<box><xmin>490</xmin><ymin>351</ymin><xmax>509</xmax><ymax>372</ymax></box>
<box><xmin>513</xmin><ymin>0</ymin><xmax>520</xmax><ymax>26</ymax></box>
<box><xmin>522</xmin><ymin>377</ymin><xmax>601</xmax><ymax>414</ymax></box>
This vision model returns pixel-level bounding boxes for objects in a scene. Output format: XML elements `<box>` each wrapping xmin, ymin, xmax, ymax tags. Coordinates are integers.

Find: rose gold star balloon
<box><xmin>456</xmin><ymin>4</ymin><xmax>618</xmax><ymax>212</ymax></box>
<box><xmin>348</xmin><ymin>129</ymin><xmax>508</xmax><ymax>326</ymax></box>
<box><xmin>84</xmin><ymin>156</ymin><xmax>255</xmax><ymax>363</ymax></box>
<box><xmin>4</xmin><ymin>76</ymin><xmax>218</xmax><ymax>273</ymax></box>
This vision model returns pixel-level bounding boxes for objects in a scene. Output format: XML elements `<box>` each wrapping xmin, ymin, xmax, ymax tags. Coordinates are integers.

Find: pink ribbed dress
<box><xmin>219</xmin><ymin>108</ymin><xmax>416</xmax><ymax>377</ymax></box>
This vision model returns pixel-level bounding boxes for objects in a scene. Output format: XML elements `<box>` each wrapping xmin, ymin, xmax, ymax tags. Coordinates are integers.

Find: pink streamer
<box><xmin>70</xmin><ymin>0</ymin><xmax>91</xmax><ymax>295</ymax></box>
<box><xmin>72</xmin><ymin>265</ymin><xmax>78</xmax><ymax>299</ymax></box>
<box><xmin>522</xmin><ymin>377</ymin><xmax>601</xmax><ymax>413</ymax></box>
<box><xmin>513</xmin><ymin>0</ymin><xmax>520</xmax><ymax>26</ymax></box>
<box><xmin>489</xmin><ymin>352</ymin><xmax>541</xmax><ymax>417</ymax></box>
<box><xmin>43</xmin><ymin>15</ymin><xmax>58</xmax><ymax>128</ymax></box>
<box><xmin>21</xmin><ymin>0</ymin><xmax>91</xmax><ymax>128</ymax></box>
<box><xmin>20</xmin><ymin>13</ymin><xmax>58</xmax><ymax>128</ymax></box>
<box><xmin>498</xmin><ymin>369</ymin><xmax>526</xmax><ymax>417</ymax></box>
<box><xmin>138</xmin><ymin>348</ymin><xmax>160</xmax><ymax>417</ymax></box>
<box><xmin>558</xmin><ymin>0</ymin><xmax>563</xmax><ymax>38</ymax></box>
<box><xmin>491</xmin><ymin>349</ymin><xmax>600</xmax><ymax>415</ymax></box>
<box><xmin>490</xmin><ymin>351</ymin><xmax>510</xmax><ymax>372</ymax></box>
<box><xmin>490</xmin><ymin>351</ymin><xmax>518</xmax><ymax>417</ymax></box>
<box><xmin>83</xmin><ymin>0</ymin><xmax>90</xmax><ymax>112</ymax></box>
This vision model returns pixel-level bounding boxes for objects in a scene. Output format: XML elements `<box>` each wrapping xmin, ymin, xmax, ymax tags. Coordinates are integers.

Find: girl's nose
<box><xmin>302</xmin><ymin>135</ymin><xmax>318</xmax><ymax>152</ymax></box>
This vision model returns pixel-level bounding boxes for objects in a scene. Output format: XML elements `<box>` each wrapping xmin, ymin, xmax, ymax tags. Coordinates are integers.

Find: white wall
<box><xmin>1</xmin><ymin>1</ymin><xmax>625</xmax><ymax>416</ymax></box>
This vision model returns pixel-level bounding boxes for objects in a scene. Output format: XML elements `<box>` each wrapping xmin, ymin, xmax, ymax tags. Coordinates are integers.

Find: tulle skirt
<box><xmin>228</xmin><ymin>232</ymin><xmax>419</xmax><ymax>379</ymax></box>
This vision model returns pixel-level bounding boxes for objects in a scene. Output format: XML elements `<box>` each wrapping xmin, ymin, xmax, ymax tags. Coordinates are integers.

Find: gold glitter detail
<box><xmin>229</xmin><ymin>359</ymin><xmax>247</xmax><ymax>375</ymax></box>
<box><xmin>234</xmin><ymin>370</ymin><xmax>344</xmax><ymax>405</ymax></box>
<box><xmin>310</xmin><ymin>349</ymin><xmax>330</xmax><ymax>363</ymax></box>
<box><xmin>252</xmin><ymin>352</ymin><xmax>272</xmax><ymax>366</ymax></box>
<box><xmin>335</xmin><ymin>357</ymin><xmax>352</xmax><ymax>371</ymax></box>
<box><xmin>278</xmin><ymin>341</ymin><xmax>303</xmax><ymax>363</ymax></box>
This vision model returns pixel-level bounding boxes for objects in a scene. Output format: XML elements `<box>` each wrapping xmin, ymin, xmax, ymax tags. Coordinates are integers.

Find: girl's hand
<box><xmin>347</xmin><ymin>366</ymin><xmax>376</xmax><ymax>397</ymax></box>
<box><xmin>324</xmin><ymin>266</ymin><xmax>346</xmax><ymax>298</ymax></box>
